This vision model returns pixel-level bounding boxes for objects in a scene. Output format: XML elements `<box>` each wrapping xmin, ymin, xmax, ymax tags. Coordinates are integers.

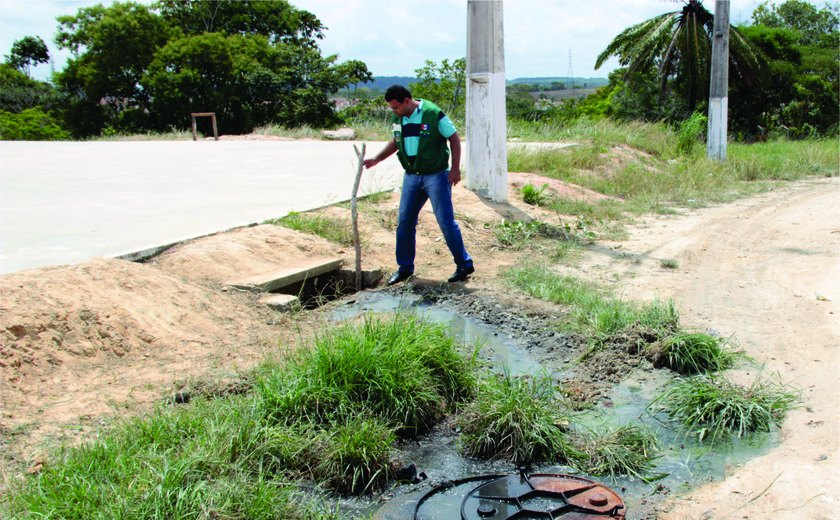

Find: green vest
<box><xmin>391</xmin><ymin>100</ymin><xmax>451</xmax><ymax>174</ymax></box>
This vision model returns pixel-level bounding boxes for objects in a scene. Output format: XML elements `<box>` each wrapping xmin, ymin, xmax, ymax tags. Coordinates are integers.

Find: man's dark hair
<box><xmin>385</xmin><ymin>85</ymin><xmax>412</xmax><ymax>103</ymax></box>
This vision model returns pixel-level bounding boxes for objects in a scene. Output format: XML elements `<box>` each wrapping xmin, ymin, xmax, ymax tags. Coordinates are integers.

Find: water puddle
<box><xmin>331</xmin><ymin>291</ymin><xmax>778</xmax><ymax>519</ymax></box>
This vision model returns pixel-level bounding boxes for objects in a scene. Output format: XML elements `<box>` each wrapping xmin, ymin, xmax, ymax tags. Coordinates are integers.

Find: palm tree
<box><xmin>595</xmin><ymin>0</ymin><xmax>763</xmax><ymax>112</ymax></box>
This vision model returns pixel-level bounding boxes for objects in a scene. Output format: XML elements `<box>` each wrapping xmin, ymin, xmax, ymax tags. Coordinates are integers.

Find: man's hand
<box><xmin>363</xmin><ymin>139</ymin><xmax>398</xmax><ymax>170</ymax></box>
<box><xmin>449</xmin><ymin>166</ymin><xmax>461</xmax><ymax>186</ymax></box>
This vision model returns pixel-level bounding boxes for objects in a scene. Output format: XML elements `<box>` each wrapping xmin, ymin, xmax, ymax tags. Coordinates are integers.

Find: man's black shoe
<box><xmin>387</xmin><ymin>270</ymin><xmax>413</xmax><ymax>286</ymax></box>
<box><xmin>447</xmin><ymin>265</ymin><xmax>475</xmax><ymax>283</ymax></box>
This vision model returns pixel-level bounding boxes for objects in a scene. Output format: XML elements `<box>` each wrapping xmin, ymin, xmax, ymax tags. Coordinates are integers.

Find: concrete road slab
<box><xmin>0</xmin><ymin>140</ymin><xmax>402</xmax><ymax>274</ymax></box>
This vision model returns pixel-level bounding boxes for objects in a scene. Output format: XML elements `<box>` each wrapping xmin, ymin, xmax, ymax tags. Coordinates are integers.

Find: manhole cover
<box><xmin>415</xmin><ymin>471</ymin><xmax>626</xmax><ymax>519</ymax></box>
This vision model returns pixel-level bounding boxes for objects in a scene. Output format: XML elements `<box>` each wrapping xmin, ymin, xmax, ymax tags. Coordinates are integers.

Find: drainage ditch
<box><xmin>329</xmin><ymin>290</ymin><xmax>778</xmax><ymax>519</ymax></box>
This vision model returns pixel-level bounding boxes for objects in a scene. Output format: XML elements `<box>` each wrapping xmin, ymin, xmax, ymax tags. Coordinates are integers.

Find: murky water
<box><xmin>331</xmin><ymin>291</ymin><xmax>778</xmax><ymax>519</ymax></box>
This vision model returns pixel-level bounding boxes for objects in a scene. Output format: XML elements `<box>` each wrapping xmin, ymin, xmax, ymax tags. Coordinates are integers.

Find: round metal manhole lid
<box><xmin>414</xmin><ymin>472</ymin><xmax>626</xmax><ymax>520</ymax></box>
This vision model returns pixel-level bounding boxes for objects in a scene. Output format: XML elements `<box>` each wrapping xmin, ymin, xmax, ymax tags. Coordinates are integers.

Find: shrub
<box><xmin>676</xmin><ymin>112</ymin><xmax>708</xmax><ymax>156</ymax></box>
<box><xmin>0</xmin><ymin>107</ymin><xmax>70</xmax><ymax>140</ymax></box>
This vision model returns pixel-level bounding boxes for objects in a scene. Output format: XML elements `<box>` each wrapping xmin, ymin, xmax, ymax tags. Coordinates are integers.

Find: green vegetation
<box><xmin>659</xmin><ymin>258</ymin><xmax>679</xmax><ymax>269</ymax></box>
<box><xmin>493</xmin><ymin>219</ymin><xmax>576</xmax><ymax>250</ymax></box>
<box><xmin>575</xmin><ymin>425</ymin><xmax>660</xmax><ymax>480</ymax></box>
<box><xmin>647</xmin><ymin>332</ymin><xmax>742</xmax><ymax>374</ymax></box>
<box><xmin>258</xmin><ymin>314</ymin><xmax>477</xmax><ymax>435</ymax></box>
<box><xmin>266</xmin><ymin>211</ymin><xmax>355</xmax><ymax>247</ymax></box>
<box><xmin>507</xmin><ymin>131</ymin><xmax>837</xmax><ymax>221</ymax></box>
<box><xmin>4</xmin><ymin>396</ymin><xmax>342</xmax><ymax>519</ymax></box>
<box><xmin>503</xmin><ymin>267</ymin><xmax>679</xmax><ymax>345</ymax></box>
<box><xmin>655</xmin><ymin>374</ymin><xmax>799</xmax><ymax>442</ymax></box>
<box><xmin>521</xmin><ymin>183</ymin><xmax>550</xmax><ymax>206</ymax></box>
<box><xmin>0</xmin><ymin>107</ymin><xmax>69</xmax><ymax>140</ymax></box>
<box><xmin>458</xmin><ymin>372</ymin><xmax>576</xmax><ymax>464</ymax></box>
<box><xmin>677</xmin><ymin>112</ymin><xmax>709</xmax><ymax>156</ymax></box>
<box><xmin>5</xmin><ymin>314</ymin><xmax>477</xmax><ymax>516</ymax></box>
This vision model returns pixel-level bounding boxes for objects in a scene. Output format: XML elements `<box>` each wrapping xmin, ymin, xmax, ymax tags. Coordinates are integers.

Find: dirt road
<box><xmin>2</xmin><ymin>171</ymin><xmax>837</xmax><ymax>518</ymax></box>
<box><xmin>588</xmin><ymin>177</ymin><xmax>839</xmax><ymax>519</ymax></box>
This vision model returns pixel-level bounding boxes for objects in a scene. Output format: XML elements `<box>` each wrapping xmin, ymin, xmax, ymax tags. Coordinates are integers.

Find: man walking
<box><xmin>363</xmin><ymin>85</ymin><xmax>474</xmax><ymax>285</ymax></box>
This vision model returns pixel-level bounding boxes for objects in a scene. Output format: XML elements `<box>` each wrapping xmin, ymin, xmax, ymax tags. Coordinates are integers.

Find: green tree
<box><xmin>0</xmin><ymin>63</ymin><xmax>62</xmax><ymax>113</ymax></box>
<box><xmin>731</xmin><ymin>23</ymin><xmax>838</xmax><ymax>138</ymax></box>
<box><xmin>333</xmin><ymin>59</ymin><xmax>373</xmax><ymax>96</ymax></box>
<box><xmin>410</xmin><ymin>57</ymin><xmax>466</xmax><ymax>121</ymax></box>
<box><xmin>595</xmin><ymin>0</ymin><xmax>763</xmax><ymax>113</ymax></box>
<box><xmin>751</xmin><ymin>0</ymin><xmax>839</xmax><ymax>48</ymax></box>
<box><xmin>55</xmin><ymin>2</ymin><xmax>173</xmax><ymax>136</ymax></box>
<box><xmin>51</xmin><ymin>0</ymin><xmax>369</xmax><ymax>137</ymax></box>
<box><xmin>144</xmin><ymin>32</ymin><xmax>360</xmax><ymax>133</ymax></box>
<box><xmin>156</xmin><ymin>0</ymin><xmax>325</xmax><ymax>47</ymax></box>
<box><xmin>5</xmin><ymin>36</ymin><xmax>50</xmax><ymax>77</ymax></box>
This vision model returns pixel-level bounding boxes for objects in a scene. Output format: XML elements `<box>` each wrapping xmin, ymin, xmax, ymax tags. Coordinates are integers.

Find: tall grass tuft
<box><xmin>266</xmin><ymin>211</ymin><xmax>354</xmax><ymax>246</ymax></box>
<box><xmin>457</xmin><ymin>373</ymin><xmax>577</xmax><ymax>464</ymax></box>
<box><xmin>574</xmin><ymin>425</ymin><xmax>660</xmax><ymax>480</ymax></box>
<box><xmin>655</xmin><ymin>374</ymin><xmax>799</xmax><ymax>442</ymax></box>
<box><xmin>313</xmin><ymin>416</ymin><xmax>396</xmax><ymax>495</ymax></box>
<box><xmin>676</xmin><ymin>112</ymin><xmax>708</xmax><ymax>156</ymax></box>
<box><xmin>646</xmin><ymin>332</ymin><xmax>742</xmax><ymax>374</ymax></box>
<box><xmin>257</xmin><ymin>313</ymin><xmax>477</xmax><ymax>436</ymax></box>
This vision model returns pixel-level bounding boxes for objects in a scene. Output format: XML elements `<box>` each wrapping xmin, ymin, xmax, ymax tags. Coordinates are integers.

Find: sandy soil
<box><xmin>1</xmin><ymin>159</ymin><xmax>837</xmax><ymax>518</ymax></box>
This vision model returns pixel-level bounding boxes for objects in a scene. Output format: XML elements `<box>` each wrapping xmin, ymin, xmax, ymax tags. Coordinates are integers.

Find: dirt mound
<box><xmin>0</xmin><ymin>257</ymin><xmax>279</xmax><ymax>455</ymax></box>
<box><xmin>150</xmin><ymin>224</ymin><xmax>352</xmax><ymax>284</ymax></box>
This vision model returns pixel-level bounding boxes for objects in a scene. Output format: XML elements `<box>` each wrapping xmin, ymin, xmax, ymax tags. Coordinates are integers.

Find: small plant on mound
<box><xmin>457</xmin><ymin>372</ymin><xmax>576</xmax><ymax>464</ymax></box>
<box><xmin>574</xmin><ymin>424</ymin><xmax>660</xmax><ymax>480</ymax></box>
<box><xmin>646</xmin><ymin>332</ymin><xmax>741</xmax><ymax>374</ymax></box>
<box><xmin>654</xmin><ymin>374</ymin><xmax>799</xmax><ymax>442</ymax></box>
<box><xmin>521</xmin><ymin>183</ymin><xmax>550</xmax><ymax>206</ymax></box>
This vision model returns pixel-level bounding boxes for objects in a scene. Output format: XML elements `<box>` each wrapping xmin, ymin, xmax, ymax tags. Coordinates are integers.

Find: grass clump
<box><xmin>457</xmin><ymin>373</ymin><xmax>576</xmax><ymax>464</ymax></box>
<box><xmin>659</xmin><ymin>258</ymin><xmax>679</xmax><ymax>269</ymax></box>
<box><xmin>312</xmin><ymin>416</ymin><xmax>396</xmax><ymax>495</ymax></box>
<box><xmin>266</xmin><ymin>211</ymin><xmax>354</xmax><ymax>246</ymax></box>
<box><xmin>646</xmin><ymin>332</ymin><xmax>741</xmax><ymax>375</ymax></box>
<box><xmin>521</xmin><ymin>183</ymin><xmax>550</xmax><ymax>206</ymax></box>
<box><xmin>575</xmin><ymin>425</ymin><xmax>660</xmax><ymax>480</ymax></box>
<box><xmin>504</xmin><ymin>266</ymin><xmax>679</xmax><ymax>345</ymax></box>
<box><xmin>655</xmin><ymin>374</ymin><xmax>799</xmax><ymax>442</ymax></box>
<box><xmin>257</xmin><ymin>313</ymin><xmax>477</xmax><ymax>436</ymax></box>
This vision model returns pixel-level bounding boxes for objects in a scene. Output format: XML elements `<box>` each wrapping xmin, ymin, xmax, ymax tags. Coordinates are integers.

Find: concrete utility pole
<box><xmin>707</xmin><ymin>0</ymin><xmax>730</xmax><ymax>161</ymax></box>
<box><xmin>466</xmin><ymin>0</ymin><xmax>507</xmax><ymax>202</ymax></box>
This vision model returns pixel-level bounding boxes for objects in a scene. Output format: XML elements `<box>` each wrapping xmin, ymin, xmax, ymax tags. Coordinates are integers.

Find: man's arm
<box><xmin>448</xmin><ymin>132</ymin><xmax>461</xmax><ymax>186</ymax></box>
<box><xmin>363</xmin><ymin>139</ymin><xmax>398</xmax><ymax>169</ymax></box>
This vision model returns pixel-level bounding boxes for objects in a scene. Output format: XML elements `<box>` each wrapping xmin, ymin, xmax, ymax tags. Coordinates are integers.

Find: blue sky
<box><xmin>0</xmin><ymin>0</ymin><xmax>773</xmax><ymax>82</ymax></box>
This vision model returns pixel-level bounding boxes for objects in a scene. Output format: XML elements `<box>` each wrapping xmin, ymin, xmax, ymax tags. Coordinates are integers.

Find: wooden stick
<box><xmin>351</xmin><ymin>144</ymin><xmax>366</xmax><ymax>291</ymax></box>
